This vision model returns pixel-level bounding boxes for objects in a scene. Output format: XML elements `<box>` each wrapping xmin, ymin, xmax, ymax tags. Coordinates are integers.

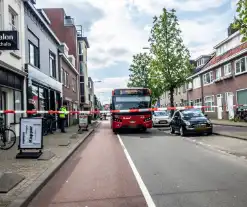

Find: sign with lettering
<box><xmin>19</xmin><ymin>118</ymin><xmax>43</xmax><ymax>149</ymax></box>
<box><xmin>0</xmin><ymin>31</ymin><xmax>19</xmax><ymax>50</ymax></box>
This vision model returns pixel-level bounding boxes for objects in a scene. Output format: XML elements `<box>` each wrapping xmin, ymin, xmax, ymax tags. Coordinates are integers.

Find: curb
<box><xmin>212</xmin><ymin>123</ymin><xmax>247</xmax><ymax>128</ymax></box>
<box><xmin>213</xmin><ymin>132</ymin><xmax>247</xmax><ymax>141</ymax></box>
<box><xmin>8</xmin><ymin>122</ymin><xmax>100</xmax><ymax>207</ymax></box>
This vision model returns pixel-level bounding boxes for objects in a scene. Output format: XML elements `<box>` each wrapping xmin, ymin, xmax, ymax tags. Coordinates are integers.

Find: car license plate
<box><xmin>196</xmin><ymin>124</ymin><xmax>206</xmax><ymax>130</ymax></box>
<box><xmin>130</xmin><ymin>121</ymin><xmax>136</xmax><ymax>123</ymax></box>
<box><xmin>159</xmin><ymin>121</ymin><xmax>167</xmax><ymax>124</ymax></box>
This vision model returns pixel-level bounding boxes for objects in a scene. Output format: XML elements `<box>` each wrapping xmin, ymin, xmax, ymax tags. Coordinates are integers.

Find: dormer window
<box><xmin>197</xmin><ymin>58</ymin><xmax>205</xmax><ymax>67</ymax></box>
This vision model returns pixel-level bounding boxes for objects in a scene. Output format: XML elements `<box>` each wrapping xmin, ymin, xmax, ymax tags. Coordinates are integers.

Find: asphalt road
<box><xmin>28</xmin><ymin>121</ymin><xmax>247</xmax><ymax>207</ymax></box>
<box><xmin>120</xmin><ymin>127</ymin><xmax>247</xmax><ymax>207</ymax></box>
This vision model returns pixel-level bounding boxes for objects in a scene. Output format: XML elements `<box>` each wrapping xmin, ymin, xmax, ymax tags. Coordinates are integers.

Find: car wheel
<box><xmin>180</xmin><ymin>126</ymin><xmax>186</xmax><ymax>136</ymax></box>
<box><xmin>170</xmin><ymin>125</ymin><xmax>175</xmax><ymax>134</ymax></box>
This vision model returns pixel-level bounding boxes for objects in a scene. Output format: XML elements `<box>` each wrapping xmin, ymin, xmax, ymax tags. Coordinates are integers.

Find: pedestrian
<box><xmin>59</xmin><ymin>104</ymin><xmax>67</xmax><ymax>133</ymax></box>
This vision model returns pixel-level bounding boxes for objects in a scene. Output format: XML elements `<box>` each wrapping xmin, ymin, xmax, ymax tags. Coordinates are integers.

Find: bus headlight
<box><xmin>145</xmin><ymin>117</ymin><xmax>152</xmax><ymax>121</ymax></box>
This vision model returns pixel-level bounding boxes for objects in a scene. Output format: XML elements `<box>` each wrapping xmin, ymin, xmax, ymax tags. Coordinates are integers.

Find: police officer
<box><xmin>59</xmin><ymin>104</ymin><xmax>67</xmax><ymax>133</ymax></box>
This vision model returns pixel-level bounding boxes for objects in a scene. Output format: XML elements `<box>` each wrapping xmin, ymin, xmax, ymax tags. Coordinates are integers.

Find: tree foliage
<box><xmin>233</xmin><ymin>0</ymin><xmax>247</xmax><ymax>42</ymax></box>
<box><xmin>148</xmin><ymin>8</ymin><xmax>193</xmax><ymax>107</ymax></box>
<box><xmin>127</xmin><ymin>52</ymin><xmax>163</xmax><ymax>103</ymax></box>
<box><xmin>127</xmin><ymin>52</ymin><xmax>151</xmax><ymax>88</ymax></box>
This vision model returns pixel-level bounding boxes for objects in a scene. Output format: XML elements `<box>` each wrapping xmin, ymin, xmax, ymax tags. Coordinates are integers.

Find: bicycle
<box><xmin>234</xmin><ymin>108</ymin><xmax>247</xmax><ymax>122</ymax></box>
<box><xmin>0</xmin><ymin>117</ymin><xmax>16</xmax><ymax>150</ymax></box>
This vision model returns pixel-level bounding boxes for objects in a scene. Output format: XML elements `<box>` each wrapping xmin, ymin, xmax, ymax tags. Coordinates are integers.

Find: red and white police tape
<box><xmin>0</xmin><ymin>104</ymin><xmax>247</xmax><ymax>114</ymax></box>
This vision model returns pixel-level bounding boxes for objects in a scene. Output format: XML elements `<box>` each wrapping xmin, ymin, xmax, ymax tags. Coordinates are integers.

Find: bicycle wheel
<box><xmin>0</xmin><ymin>128</ymin><xmax>16</xmax><ymax>150</ymax></box>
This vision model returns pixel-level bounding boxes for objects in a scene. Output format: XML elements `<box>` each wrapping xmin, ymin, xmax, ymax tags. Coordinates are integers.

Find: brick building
<box><xmin>42</xmin><ymin>8</ymin><xmax>82</xmax><ymax>125</ymax></box>
<box><xmin>188</xmin><ymin>30</ymin><xmax>247</xmax><ymax>120</ymax></box>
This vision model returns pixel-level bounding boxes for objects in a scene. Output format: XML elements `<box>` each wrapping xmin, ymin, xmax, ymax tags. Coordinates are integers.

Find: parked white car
<box><xmin>152</xmin><ymin>111</ymin><xmax>171</xmax><ymax>127</ymax></box>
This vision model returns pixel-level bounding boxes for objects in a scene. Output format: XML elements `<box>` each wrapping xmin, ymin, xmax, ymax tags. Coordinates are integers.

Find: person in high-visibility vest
<box><xmin>59</xmin><ymin>104</ymin><xmax>67</xmax><ymax>133</ymax></box>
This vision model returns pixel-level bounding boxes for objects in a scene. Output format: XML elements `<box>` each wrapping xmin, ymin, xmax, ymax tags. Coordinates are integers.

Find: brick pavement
<box><xmin>211</xmin><ymin>119</ymin><xmax>247</xmax><ymax>127</ymax></box>
<box><xmin>0</xmin><ymin>122</ymin><xmax>97</xmax><ymax>207</ymax></box>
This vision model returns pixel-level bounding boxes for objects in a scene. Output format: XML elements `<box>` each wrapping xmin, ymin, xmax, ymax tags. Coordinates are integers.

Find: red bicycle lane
<box><xmin>28</xmin><ymin>122</ymin><xmax>147</xmax><ymax>207</ymax></box>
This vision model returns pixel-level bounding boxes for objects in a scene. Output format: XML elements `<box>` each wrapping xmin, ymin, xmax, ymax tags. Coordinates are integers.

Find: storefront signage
<box><xmin>79</xmin><ymin>115</ymin><xmax>88</xmax><ymax>127</ymax></box>
<box><xmin>19</xmin><ymin>118</ymin><xmax>43</xmax><ymax>149</ymax></box>
<box><xmin>0</xmin><ymin>31</ymin><xmax>19</xmax><ymax>50</ymax></box>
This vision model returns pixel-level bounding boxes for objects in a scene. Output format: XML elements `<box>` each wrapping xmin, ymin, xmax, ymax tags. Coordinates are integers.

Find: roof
<box><xmin>205</xmin><ymin>42</ymin><xmax>247</xmax><ymax>68</ymax></box>
<box><xmin>194</xmin><ymin>55</ymin><xmax>211</xmax><ymax>61</ymax></box>
<box><xmin>214</xmin><ymin>31</ymin><xmax>240</xmax><ymax>49</ymax></box>
<box><xmin>23</xmin><ymin>1</ymin><xmax>61</xmax><ymax>45</ymax></box>
<box><xmin>77</xmin><ymin>36</ymin><xmax>90</xmax><ymax>48</ymax></box>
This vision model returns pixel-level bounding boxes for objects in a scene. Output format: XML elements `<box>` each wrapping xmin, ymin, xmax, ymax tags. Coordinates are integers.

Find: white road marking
<box><xmin>117</xmin><ymin>134</ymin><xmax>156</xmax><ymax>207</ymax></box>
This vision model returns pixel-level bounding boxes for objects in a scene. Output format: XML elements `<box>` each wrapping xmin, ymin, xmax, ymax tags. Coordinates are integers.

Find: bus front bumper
<box><xmin>112</xmin><ymin>121</ymin><xmax>152</xmax><ymax>129</ymax></box>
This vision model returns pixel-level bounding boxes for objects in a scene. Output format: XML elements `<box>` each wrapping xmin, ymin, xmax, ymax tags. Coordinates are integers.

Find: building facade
<box><xmin>0</xmin><ymin>0</ymin><xmax>26</xmax><ymax>135</ymax></box>
<box><xmin>88</xmin><ymin>77</ymin><xmax>94</xmax><ymax>112</ymax></box>
<box><xmin>42</xmin><ymin>9</ymin><xmax>80</xmax><ymax>110</ymax></box>
<box><xmin>77</xmin><ymin>26</ymin><xmax>90</xmax><ymax>111</ymax></box>
<box><xmin>188</xmin><ymin>30</ymin><xmax>247</xmax><ymax>120</ymax></box>
<box><xmin>59</xmin><ymin>43</ymin><xmax>79</xmax><ymax>125</ymax></box>
<box><xmin>24</xmin><ymin>1</ymin><xmax>62</xmax><ymax>123</ymax></box>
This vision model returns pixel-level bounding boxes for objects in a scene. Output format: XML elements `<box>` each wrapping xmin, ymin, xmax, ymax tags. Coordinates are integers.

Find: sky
<box><xmin>37</xmin><ymin>0</ymin><xmax>238</xmax><ymax>105</ymax></box>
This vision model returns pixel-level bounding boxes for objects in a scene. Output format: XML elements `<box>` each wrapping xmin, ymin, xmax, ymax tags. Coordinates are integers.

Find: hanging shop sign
<box><xmin>0</xmin><ymin>31</ymin><xmax>19</xmax><ymax>50</ymax></box>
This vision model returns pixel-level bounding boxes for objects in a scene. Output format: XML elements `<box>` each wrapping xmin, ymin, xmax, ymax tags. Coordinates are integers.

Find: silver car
<box><xmin>152</xmin><ymin>111</ymin><xmax>171</xmax><ymax>127</ymax></box>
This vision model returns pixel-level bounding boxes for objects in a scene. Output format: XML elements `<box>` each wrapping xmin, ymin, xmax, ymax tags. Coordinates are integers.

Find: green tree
<box><xmin>127</xmin><ymin>52</ymin><xmax>163</xmax><ymax>102</ymax></box>
<box><xmin>233</xmin><ymin>0</ymin><xmax>247</xmax><ymax>42</ymax></box>
<box><xmin>127</xmin><ymin>52</ymin><xmax>151</xmax><ymax>88</ymax></box>
<box><xmin>149</xmin><ymin>8</ymin><xmax>193</xmax><ymax>108</ymax></box>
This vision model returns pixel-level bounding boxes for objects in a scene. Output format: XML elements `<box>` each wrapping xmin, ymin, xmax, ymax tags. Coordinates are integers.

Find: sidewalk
<box><xmin>0</xmin><ymin>121</ymin><xmax>99</xmax><ymax>207</ymax></box>
<box><xmin>211</xmin><ymin>119</ymin><xmax>247</xmax><ymax>127</ymax></box>
<box><xmin>211</xmin><ymin>119</ymin><xmax>247</xmax><ymax>140</ymax></box>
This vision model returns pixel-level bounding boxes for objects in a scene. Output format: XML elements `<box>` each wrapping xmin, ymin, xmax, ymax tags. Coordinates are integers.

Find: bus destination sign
<box><xmin>120</xmin><ymin>89</ymin><xmax>141</xmax><ymax>95</ymax></box>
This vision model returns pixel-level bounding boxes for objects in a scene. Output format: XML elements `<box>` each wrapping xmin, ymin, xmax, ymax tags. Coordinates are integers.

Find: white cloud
<box><xmin>94</xmin><ymin>77</ymin><xmax>129</xmax><ymax>93</ymax></box>
<box><xmin>94</xmin><ymin>76</ymin><xmax>129</xmax><ymax>103</ymax></box>
<box><xmin>36</xmin><ymin>0</ymin><xmax>236</xmax><ymax>100</ymax></box>
<box><xmin>131</xmin><ymin>0</ymin><xmax>229</xmax><ymax>15</ymax></box>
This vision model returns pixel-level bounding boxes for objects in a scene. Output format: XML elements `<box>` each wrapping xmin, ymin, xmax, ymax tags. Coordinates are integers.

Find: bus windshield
<box><xmin>113</xmin><ymin>96</ymin><xmax>151</xmax><ymax>110</ymax></box>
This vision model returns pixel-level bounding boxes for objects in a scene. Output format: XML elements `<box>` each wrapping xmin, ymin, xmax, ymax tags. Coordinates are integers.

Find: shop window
<box><xmin>39</xmin><ymin>88</ymin><xmax>45</xmax><ymax>111</ymax></box>
<box><xmin>29</xmin><ymin>41</ymin><xmax>39</xmax><ymax>68</ymax></box>
<box><xmin>27</xmin><ymin>84</ymin><xmax>38</xmax><ymax>111</ymax></box>
<box><xmin>14</xmin><ymin>90</ymin><xmax>22</xmax><ymax>123</ymax></box>
<box><xmin>49</xmin><ymin>51</ymin><xmax>56</xmax><ymax>78</ymax></box>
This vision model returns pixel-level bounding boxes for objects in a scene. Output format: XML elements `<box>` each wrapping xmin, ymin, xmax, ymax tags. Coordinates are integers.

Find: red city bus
<box><xmin>110</xmin><ymin>88</ymin><xmax>152</xmax><ymax>133</ymax></box>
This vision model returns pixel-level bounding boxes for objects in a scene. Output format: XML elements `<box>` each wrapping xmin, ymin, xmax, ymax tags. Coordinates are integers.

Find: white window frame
<box><xmin>235</xmin><ymin>56</ymin><xmax>247</xmax><ymax>75</ymax></box>
<box><xmin>72</xmin><ymin>78</ymin><xmax>76</xmax><ymax>92</ymax></box>
<box><xmin>203</xmin><ymin>71</ymin><xmax>213</xmax><ymax>85</ymax></box>
<box><xmin>49</xmin><ymin>52</ymin><xmax>56</xmax><ymax>78</ymax></box>
<box><xmin>193</xmin><ymin>76</ymin><xmax>201</xmax><ymax>89</ymax></box>
<box><xmin>9</xmin><ymin>6</ymin><xmax>18</xmax><ymax>31</ymax></box>
<box><xmin>194</xmin><ymin>98</ymin><xmax>202</xmax><ymax>106</ymax></box>
<box><xmin>215</xmin><ymin>68</ymin><xmax>221</xmax><ymax>80</ymax></box>
<box><xmin>188</xmin><ymin>82</ymin><xmax>192</xmax><ymax>89</ymax></box>
<box><xmin>224</xmin><ymin>63</ymin><xmax>232</xmax><ymax>76</ymax></box>
<box><xmin>204</xmin><ymin>95</ymin><xmax>215</xmax><ymax>112</ymax></box>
